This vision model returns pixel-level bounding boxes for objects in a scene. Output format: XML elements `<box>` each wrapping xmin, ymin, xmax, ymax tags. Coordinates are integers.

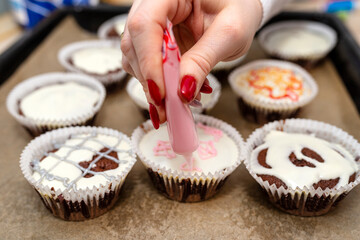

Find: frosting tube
<box><xmin>162</xmin><ymin>20</ymin><xmax>199</xmax><ymax>158</ymax></box>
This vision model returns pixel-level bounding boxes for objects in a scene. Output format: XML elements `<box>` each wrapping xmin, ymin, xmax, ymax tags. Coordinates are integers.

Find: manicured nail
<box><xmin>189</xmin><ymin>99</ymin><xmax>203</xmax><ymax>108</ymax></box>
<box><xmin>147</xmin><ymin>79</ymin><xmax>162</xmax><ymax>106</ymax></box>
<box><xmin>200</xmin><ymin>82</ymin><xmax>213</xmax><ymax>94</ymax></box>
<box><xmin>149</xmin><ymin>103</ymin><xmax>160</xmax><ymax>129</ymax></box>
<box><xmin>180</xmin><ymin>75</ymin><xmax>197</xmax><ymax>102</ymax></box>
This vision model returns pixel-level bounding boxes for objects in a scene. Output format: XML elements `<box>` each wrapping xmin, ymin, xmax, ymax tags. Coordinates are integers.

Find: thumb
<box><xmin>178</xmin><ymin>13</ymin><xmax>247</xmax><ymax>103</ymax></box>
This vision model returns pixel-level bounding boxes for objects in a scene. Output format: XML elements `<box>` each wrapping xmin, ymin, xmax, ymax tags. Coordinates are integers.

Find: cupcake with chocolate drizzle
<box><xmin>20</xmin><ymin>126</ymin><xmax>136</xmax><ymax>221</ymax></box>
<box><xmin>132</xmin><ymin>114</ymin><xmax>244</xmax><ymax>202</ymax></box>
<box><xmin>245</xmin><ymin>119</ymin><xmax>360</xmax><ymax>216</ymax></box>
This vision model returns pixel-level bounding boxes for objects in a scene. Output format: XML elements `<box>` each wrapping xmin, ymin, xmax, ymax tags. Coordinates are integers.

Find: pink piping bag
<box><xmin>162</xmin><ymin>20</ymin><xmax>199</xmax><ymax>159</ymax></box>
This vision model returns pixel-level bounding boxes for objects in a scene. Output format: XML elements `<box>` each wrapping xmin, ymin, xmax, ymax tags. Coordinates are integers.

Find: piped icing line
<box><xmin>31</xmin><ymin>130</ymin><xmax>133</xmax><ymax>192</ymax></box>
<box><xmin>153</xmin><ymin>140</ymin><xmax>176</xmax><ymax>159</ymax></box>
<box><xmin>250</xmin><ymin>130</ymin><xmax>358</xmax><ymax>190</ymax></box>
<box><xmin>180</xmin><ymin>157</ymin><xmax>202</xmax><ymax>172</ymax></box>
<box><xmin>198</xmin><ymin>141</ymin><xmax>217</xmax><ymax>160</ymax></box>
<box><xmin>248</xmin><ymin>67</ymin><xmax>303</xmax><ymax>101</ymax></box>
<box><xmin>197</xmin><ymin>123</ymin><xmax>223</xmax><ymax>142</ymax></box>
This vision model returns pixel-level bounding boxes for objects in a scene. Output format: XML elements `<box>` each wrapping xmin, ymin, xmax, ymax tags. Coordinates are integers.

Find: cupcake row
<box><xmin>7</xmin><ymin>57</ymin><xmax>320</xmax><ymax>137</ymax></box>
<box><xmin>20</xmin><ymin>115</ymin><xmax>360</xmax><ymax>221</ymax></box>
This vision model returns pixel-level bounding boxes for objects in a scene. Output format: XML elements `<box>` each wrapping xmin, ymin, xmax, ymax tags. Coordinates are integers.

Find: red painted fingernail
<box><xmin>147</xmin><ymin>79</ymin><xmax>162</xmax><ymax>106</ymax></box>
<box><xmin>149</xmin><ymin>103</ymin><xmax>160</xmax><ymax>129</ymax></box>
<box><xmin>180</xmin><ymin>75</ymin><xmax>197</xmax><ymax>102</ymax></box>
<box><xmin>200</xmin><ymin>82</ymin><xmax>213</xmax><ymax>94</ymax></box>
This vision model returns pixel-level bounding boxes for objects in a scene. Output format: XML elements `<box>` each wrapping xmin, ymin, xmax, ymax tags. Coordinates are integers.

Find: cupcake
<box><xmin>126</xmin><ymin>74</ymin><xmax>221</xmax><ymax>117</ymax></box>
<box><xmin>97</xmin><ymin>14</ymin><xmax>128</xmax><ymax>39</ymax></box>
<box><xmin>228</xmin><ymin>60</ymin><xmax>318</xmax><ymax>124</ymax></box>
<box><xmin>20</xmin><ymin>126</ymin><xmax>136</xmax><ymax>221</ymax></box>
<box><xmin>6</xmin><ymin>72</ymin><xmax>105</xmax><ymax>136</ymax></box>
<box><xmin>244</xmin><ymin>119</ymin><xmax>360</xmax><ymax>216</ymax></box>
<box><xmin>258</xmin><ymin>21</ymin><xmax>337</xmax><ymax>68</ymax></box>
<box><xmin>58</xmin><ymin>40</ymin><xmax>127</xmax><ymax>87</ymax></box>
<box><xmin>132</xmin><ymin>114</ymin><xmax>243</xmax><ymax>202</ymax></box>
<box><xmin>212</xmin><ymin>53</ymin><xmax>247</xmax><ymax>72</ymax></box>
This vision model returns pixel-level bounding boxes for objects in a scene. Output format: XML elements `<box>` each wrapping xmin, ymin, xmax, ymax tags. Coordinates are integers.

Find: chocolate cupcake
<box><xmin>244</xmin><ymin>119</ymin><xmax>360</xmax><ymax>216</ymax></box>
<box><xmin>58</xmin><ymin>40</ymin><xmax>127</xmax><ymax>87</ymax></box>
<box><xmin>6</xmin><ymin>72</ymin><xmax>105</xmax><ymax>136</ymax></box>
<box><xmin>20</xmin><ymin>126</ymin><xmax>136</xmax><ymax>221</ymax></box>
<box><xmin>228</xmin><ymin>60</ymin><xmax>318</xmax><ymax>124</ymax></box>
<box><xmin>126</xmin><ymin>74</ymin><xmax>221</xmax><ymax>117</ymax></box>
<box><xmin>97</xmin><ymin>14</ymin><xmax>128</xmax><ymax>40</ymax></box>
<box><xmin>258</xmin><ymin>21</ymin><xmax>337</xmax><ymax>68</ymax></box>
<box><xmin>132</xmin><ymin>114</ymin><xmax>243</xmax><ymax>202</ymax></box>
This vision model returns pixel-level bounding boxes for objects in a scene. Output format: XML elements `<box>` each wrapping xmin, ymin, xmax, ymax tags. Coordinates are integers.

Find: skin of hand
<box><xmin>121</xmin><ymin>0</ymin><xmax>262</xmax><ymax>129</ymax></box>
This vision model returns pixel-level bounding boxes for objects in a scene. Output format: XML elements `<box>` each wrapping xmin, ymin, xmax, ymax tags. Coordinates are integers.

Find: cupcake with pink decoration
<box><xmin>131</xmin><ymin>114</ymin><xmax>244</xmax><ymax>202</ymax></box>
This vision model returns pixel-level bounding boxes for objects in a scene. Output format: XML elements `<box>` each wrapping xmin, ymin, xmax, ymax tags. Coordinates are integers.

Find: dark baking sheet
<box><xmin>0</xmin><ymin>6</ymin><xmax>359</xmax><ymax>113</ymax></box>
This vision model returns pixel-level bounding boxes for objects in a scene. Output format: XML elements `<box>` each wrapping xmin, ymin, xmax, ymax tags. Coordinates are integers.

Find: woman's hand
<box><xmin>121</xmin><ymin>0</ymin><xmax>262</xmax><ymax>128</ymax></box>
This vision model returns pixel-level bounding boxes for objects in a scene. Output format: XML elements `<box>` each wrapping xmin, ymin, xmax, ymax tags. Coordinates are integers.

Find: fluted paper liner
<box><xmin>97</xmin><ymin>14</ymin><xmax>128</xmax><ymax>40</ymax></box>
<box><xmin>131</xmin><ymin>114</ymin><xmax>244</xmax><ymax>202</ymax></box>
<box><xmin>126</xmin><ymin>74</ymin><xmax>221</xmax><ymax>115</ymax></box>
<box><xmin>228</xmin><ymin>60</ymin><xmax>318</xmax><ymax>122</ymax></box>
<box><xmin>212</xmin><ymin>53</ymin><xmax>247</xmax><ymax>71</ymax></box>
<box><xmin>20</xmin><ymin>126</ymin><xmax>137</xmax><ymax>221</ymax></box>
<box><xmin>58</xmin><ymin>40</ymin><xmax>127</xmax><ymax>86</ymax></box>
<box><xmin>244</xmin><ymin>118</ymin><xmax>360</xmax><ymax>216</ymax></box>
<box><xmin>6</xmin><ymin>72</ymin><xmax>106</xmax><ymax>136</ymax></box>
<box><xmin>258</xmin><ymin>21</ymin><xmax>337</xmax><ymax>65</ymax></box>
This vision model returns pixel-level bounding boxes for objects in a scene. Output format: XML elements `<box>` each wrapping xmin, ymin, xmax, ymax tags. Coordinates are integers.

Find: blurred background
<box><xmin>0</xmin><ymin>0</ymin><xmax>359</xmax><ymax>54</ymax></box>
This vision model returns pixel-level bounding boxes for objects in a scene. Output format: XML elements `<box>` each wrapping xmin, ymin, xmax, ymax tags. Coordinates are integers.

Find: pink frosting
<box><xmin>197</xmin><ymin>123</ymin><xmax>223</xmax><ymax>142</ymax></box>
<box><xmin>153</xmin><ymin>140</ymin><xmax>176</xmax><ymax>159</ymax></box>
<box><xmin>151</xmin><ymin>123</ymin><xmax>224</xmax><ymax>172</ymax></box>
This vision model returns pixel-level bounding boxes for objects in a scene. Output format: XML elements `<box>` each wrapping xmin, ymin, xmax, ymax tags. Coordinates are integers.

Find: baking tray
<box><xmin>0</xmin><ymin>6</ymin><xmax>360</xmax><ymax>113</ymax></box>
<box><xmin>1</xmin><ymin>5</ymin><xmax>360</xmax><ymax>240</ymax></box>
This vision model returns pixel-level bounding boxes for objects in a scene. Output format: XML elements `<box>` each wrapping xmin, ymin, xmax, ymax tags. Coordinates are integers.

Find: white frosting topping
<box><xmin>20</xmin><ymin>82</ymin><xmax>99</xmax><ymax>120</ymax></box>
<box><xmin>267</xmin><ymin>29</ymin><xmax>331</xmax><ymax>56</ymax></box>
<box><xmin>139</xmin><ymin>123</ymin><xmax>238</xmax><ymax>174</ymax></box>
<box><xmin>32</xmin><ymin>132</ymin><xmax>133</xmax><ymax>191</ymax></box>
<box><xmin>114</xmin><ymin>20</ymin><xmax>126</xmax><ymax>35</ymax></box>
<box><xmin>72</xmin><ymin>47</ymin><xmax>122</xmax><ymax>75</ymax></box>
<box><xmin>250</xmin><ymin>131</ymin><xmax>358</xmax><ymax>189</ymax></box>
<box><xmin>130</xmin><ymin>78</ymin><xmax>213</xmax><ymax>110</ymax></box>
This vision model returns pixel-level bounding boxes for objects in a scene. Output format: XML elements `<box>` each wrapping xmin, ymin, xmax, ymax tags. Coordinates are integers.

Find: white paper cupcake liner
<box><xmin>228</xmin><ymin>60</ymin><xmax>318</xmax><ymax>121</ymax></box>
<box><xmin>258</xmin><ymin>21</ymin><xmax>337</xmax><ymax>64</ymax></box>
<box><xmin>6</xmin><ymin>72</ymin><xmax>106</xmax><ymax>136</ymax></box>
<box><xmin>244</xmin><ymin>118</ymin><xmax>360</xmax><ymax>216</ymax></box>
<box><xmin>97</xmin><ymin>14</ymin><xmax>128</xmax><ymax>40</ymax></box>
<box><xmin>212</xmin><ymin>53</ymin><xmax>247</xmax><ymax>71</ymax></box>
<box><xmin>131</xmin><ymin>114</ymin><xmax>244</xmax><ymax>202</ymax></box>
<box><xmin>20</xmin><ymin>126</ymin><xmax>137</xmax><ymax>220</ymax></box>
<box><xmin>58</xmin><ymin>40</ymin><xmax>127</xmax><ymax>86</ymax></box>
<box><xmin>126</xmin><ymin>74</ymin><xmax>221</xmax><ymax>116</ymax></box>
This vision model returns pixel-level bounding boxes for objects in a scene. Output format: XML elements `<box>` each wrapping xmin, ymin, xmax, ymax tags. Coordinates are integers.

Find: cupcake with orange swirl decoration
<box><xmin>228</xmin><ymin>60</ymin><xmax>318</xmax><ymax>124</ymax></box>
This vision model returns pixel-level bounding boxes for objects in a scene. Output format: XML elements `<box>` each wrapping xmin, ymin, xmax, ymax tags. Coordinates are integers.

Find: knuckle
<box><xmin>120</xmin><ymin>37</ymin><xmax>132</xmax><ymax>56</ymax></box>
<box><xmin>127</xmin><ymin>14</ymin><xmax>146</xmax><ymax>35</ymax></box>
<box><xmin>188</xmin><ymin>53</ymin><xmax>212</xmax><ymax>77</ymax></box>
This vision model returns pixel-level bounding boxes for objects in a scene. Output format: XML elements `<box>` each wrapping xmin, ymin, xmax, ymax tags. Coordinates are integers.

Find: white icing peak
<box><xmin>267</xmin><ymin>29</ymin><xmax>331</xmax><ymax>56</ymax></box>
<box><xmin>72</xmin><ymin>47</ymin><xmax>122</xmax><ymax>75</ymax></box>
<box><xmin>32</xmin><ymin>133</ymin><xmax>133</xmax><ymax>191</ymax></box>
<box><xmin>20</xmin><ymin>82</ymin><xmax>99</xmax><ymax>120</ymax></box>
<box><xmin>251</xmin><ymin>131</ymin><xmax>358</xmax><ymax>190</ymax></box>
<box><xmin>114</xmin><ymin>20</ymin><xmax>126</xmax><ymax>35</ymax></box>
<box><xmin>139</xmin><ymin>123</ymin><xmax>238</xmax><ymax>175</ymax></box>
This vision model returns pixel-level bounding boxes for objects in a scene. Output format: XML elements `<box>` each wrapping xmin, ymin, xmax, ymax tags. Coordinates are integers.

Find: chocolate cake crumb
<box><xmin>79</xmin><ymin>148</ymin><xmax>119</xmax><ymax>178</ymax></box>
<box><xmin>257</xmin><ymin>148</ymin><xmax>271</xmax><ymax>169</ymax></box>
